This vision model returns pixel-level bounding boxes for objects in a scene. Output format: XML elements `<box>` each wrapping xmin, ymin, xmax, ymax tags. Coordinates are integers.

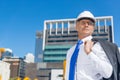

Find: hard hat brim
<box><xmin>76</xmin><ymin>17</ymin><xmax>95</xmax><ymax>23</ymax></box>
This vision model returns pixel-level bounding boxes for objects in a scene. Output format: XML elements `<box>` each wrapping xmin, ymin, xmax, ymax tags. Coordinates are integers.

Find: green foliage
<box><xmin>9</xmin><ymin>77</ymin><xmax>21</xmax><ymax>80</ymax></box>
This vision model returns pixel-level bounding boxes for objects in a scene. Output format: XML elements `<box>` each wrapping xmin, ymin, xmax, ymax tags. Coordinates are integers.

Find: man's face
<box><xmin>76</xmin><ymin>19</ymin><xmax>95</xmax><ymax>36</ymax></box>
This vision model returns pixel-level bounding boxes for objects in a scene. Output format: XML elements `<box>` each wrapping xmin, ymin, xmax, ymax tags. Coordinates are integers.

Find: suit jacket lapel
<box><xmin>92</xmin><ymin>38</ymin><xmax>114</xmax><ymax>65</ymax></box>
<box><xmin>98</xmin><ymin>40</ymin><xmax>114</xmax><ymax>65</ymax></box>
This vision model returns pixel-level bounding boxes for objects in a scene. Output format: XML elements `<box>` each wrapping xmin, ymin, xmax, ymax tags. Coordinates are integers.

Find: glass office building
<box><xmin>35</xmin><ymin>31</ymin><xmax>43</xmax><ymax>62</ymax></box>
<box><xmin>42</xmin><ymin>16</ymin><xmax>114</xmax><ymax>62</ymax></box>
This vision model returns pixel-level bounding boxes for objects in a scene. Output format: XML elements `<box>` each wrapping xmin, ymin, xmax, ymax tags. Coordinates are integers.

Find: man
<box><xmin>65</xmin><ymin>11</ymin><xmax>120</xmax><ymax>80</ymax></box>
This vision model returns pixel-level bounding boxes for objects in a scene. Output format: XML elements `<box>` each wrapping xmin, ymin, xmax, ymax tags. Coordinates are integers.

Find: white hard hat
<box><xmin>76</xmin><ymin>11</ymin><xmax>95</xmax><ymax>22</ymax></box>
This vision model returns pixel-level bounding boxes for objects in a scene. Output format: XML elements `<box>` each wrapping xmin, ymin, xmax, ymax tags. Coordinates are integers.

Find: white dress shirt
<box><xmin>65</xmin><ymin>36</ymin><xmax>113</xmax><ymax>80</ymax></box>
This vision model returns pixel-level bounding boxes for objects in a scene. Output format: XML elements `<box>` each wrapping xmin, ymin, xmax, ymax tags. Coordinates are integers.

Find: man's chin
<box><xmin>83</xmin><ymin>33</ymin><xmax>91</xmax><ymax>36</ymax></box>
<box><xmin>84</xmin><ymin>32</ymin><xmax>91</xmax><ymax>34</ymax></box>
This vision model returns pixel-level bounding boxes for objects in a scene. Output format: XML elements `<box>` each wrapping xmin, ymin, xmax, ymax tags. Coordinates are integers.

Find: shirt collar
<box><xmin>80</xmin><ymin>36</ymin><xmax>93</xmax><ymax>43</ymax></box>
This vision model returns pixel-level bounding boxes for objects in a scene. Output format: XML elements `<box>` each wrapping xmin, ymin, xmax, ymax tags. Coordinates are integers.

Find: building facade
<box><xmin>51</xmin><ymin>69</ymin><xmax>63</xmax><ymax>80</ymax></box>
<box><xmin>37</xmin><ymin>62</ymin><xmax>63</xmax><ymax>80</ymax></box>
<box><xmin>35</xmin><ymin>31</ymin><xmax>43</xmax><ymax>63</ymax></box>
<box><xmin>43</xmin><ymin>16</ymin><xmax>114</xmax><ymax>62</ymax></box>
<box><xmin>1</xmin><ymin>51</ymin><xmax>13</xmax><ymax>59</ymax></box>
<box><xmin>24</xmin><ymin>63</ymin><xmax>38</xmax><ymax>79</ymax></box>
<box><xmin>0</xmin><ymin>61</ymin><xmax>10</xmax><ymax>80</ymax></box>
<box><xmin>2</xmin><ymin>57</ymin><xmax>25</xmax><ymax>79</ymax></box>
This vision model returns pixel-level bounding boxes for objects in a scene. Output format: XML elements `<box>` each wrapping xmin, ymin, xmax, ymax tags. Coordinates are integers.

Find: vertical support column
<box><xmin>43</xmin><ymin>21</ymin><xmax>47</xmax><ymax>50</ymax></box>
<box><xmin>111</xmin><ymin>16</ymin><xmax>114</xmax><ymax>43</ymax></box>
<box><xmin>62</xmin><ymin>22</ymin><xmax>64</xmax><ymax>35</ymax></box>
<box><xmin>50</xmin><ymin>22</ymin><xmax>52</xmax><ymax>35</ymax></box>
<box><xmin>97</xmin><ymin>20</ymin><xmax>100</xmax><ymax>33</ymax></box>
<box><xmin>56</xmin><ymin>22</ymin><xmax>58</xmax><ymax>35</ymax></box>
<box><xmin>104</xmin><ymin>19</ymin><xmax>107</xmax><ymax>33</ymax></box>
<box><xmin>68</xmin><ymin>21</ymin><xmax>70</xmax><ymax>34</ymax></box>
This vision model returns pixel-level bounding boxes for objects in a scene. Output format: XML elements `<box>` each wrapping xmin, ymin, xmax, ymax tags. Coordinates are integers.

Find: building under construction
<box><xmin>42</xmin><ymin>16</ymin><xmax>114</xmax><ymax>62</ymax></box>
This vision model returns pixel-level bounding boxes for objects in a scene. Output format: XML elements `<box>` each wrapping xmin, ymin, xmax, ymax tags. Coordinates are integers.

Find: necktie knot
<box><xmin>77</xmin><ymin>40</ymin><xmax>83</xmax><ymax>45</ymax></box>
<box><xmin>76</xmin><ymin>40</ymin><xmax>83</xmax><ymax>49</ymax></box>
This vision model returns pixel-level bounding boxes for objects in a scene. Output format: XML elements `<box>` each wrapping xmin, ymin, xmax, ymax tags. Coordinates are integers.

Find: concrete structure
<box><xmin>2</xmin><ymin>57</ymin><xmax>25</xmax><ymax>79</ymax></box>
<box><xmin>0</xmin><ymin>61</ymin><xmax>10</xmax><ymax>80</ymax></box>
<box><xmin>37</xmin><ymin>62</ymin><xmax>63</xmax><ymax>80</ymax></box>
<box><xmin>51</xmin><ymin>69</ymin><xmax>63</xmax><ymax>80</ymax></box>
<box><xmin>43</xmin><ymin>16</ymin><xmax>114</xmax><ymax>62</ymax></box>
<box><xmin>25</xmin><ymin>63</ymin><xmax>38</xmax><ymax>79</ymax></box>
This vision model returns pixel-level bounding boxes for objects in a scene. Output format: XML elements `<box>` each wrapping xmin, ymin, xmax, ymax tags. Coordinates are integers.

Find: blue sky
<box><xmin>0</xmin><ymin>0</ymin><xmax>120</xmax><ymax>57</ymax></box>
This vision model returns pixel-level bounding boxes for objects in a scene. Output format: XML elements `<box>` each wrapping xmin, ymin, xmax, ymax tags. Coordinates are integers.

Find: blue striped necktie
<box><xmin>69</xmin><ymin>40</ymin><xmax>83</xmax><ymax>80</ymax></box>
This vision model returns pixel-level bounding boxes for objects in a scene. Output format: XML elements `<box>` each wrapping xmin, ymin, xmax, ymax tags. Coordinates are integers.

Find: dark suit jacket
<box><xmin>92</xmin><ymin>39</ymin><xmax>120</xmax><ymax>80</ymax></box>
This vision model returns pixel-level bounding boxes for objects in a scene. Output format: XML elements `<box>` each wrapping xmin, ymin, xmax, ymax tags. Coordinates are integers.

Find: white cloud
<box><xmin>24</xmin><ymin>53</ymin><xmax>34</xmax><ymax>63</ymax></box>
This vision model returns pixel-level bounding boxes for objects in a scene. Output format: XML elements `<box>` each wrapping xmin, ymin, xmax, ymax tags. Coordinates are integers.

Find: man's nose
<box><xmin>84</xmin><ymin>22</ymin><xmax>89</xmax><ymax>26</ymax></box>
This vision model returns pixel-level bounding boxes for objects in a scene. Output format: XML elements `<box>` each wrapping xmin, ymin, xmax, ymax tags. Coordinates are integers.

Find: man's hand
<box><xmin>84</xmin><ymin>40</ymin><xmax>94</xmax><ymax>55</ymax></box>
